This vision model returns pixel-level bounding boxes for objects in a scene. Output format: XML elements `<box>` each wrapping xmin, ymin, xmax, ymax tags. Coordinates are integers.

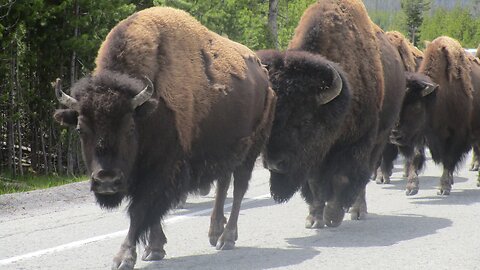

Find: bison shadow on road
<box><xmin>377</xmin><ymin>175</ymin><xmax>469</xmax><ymax>192</ymax></box>
<box><xmin>286</xmin><ymin>213</ymin><xmax>452</xmax><ymax>248</ymax></box>
<box><xmin>407</xmin><ymin>188</ymin><xmax>480</xmax><ymax>206</ymax></box>
<box><xmin>170</xmin><ymin>196</ymin><xmax>278</xmax><ymax>218</ymax></box>
<box><xmin>140</xmin><ymin>246</ymin><xmax>319</xmax><ymax>270</ymax></box>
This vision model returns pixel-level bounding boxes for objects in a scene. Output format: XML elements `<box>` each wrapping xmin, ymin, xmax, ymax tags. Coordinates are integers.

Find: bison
<box><xmin>53</xmin><ymin>7</ymin><xmax>276</xmax><ymax>270</ymax></box>
<box><xmin>259</xmin><ymin>0</ymin><xmax>387</xmax><ymax>228</ymax></box>
<box><xmin>392</xmin><ymin>36</ymin><xmax>480</xmax><ymax>195</ymax></box>
<box><xmin>351</xmin><ymin>25</ymin><xmax>408</xmax><ymax>215</ymax></box>
<box><xmin>376</xmin><ymin>31</ymin><xmax>431</xmax><ymax>196</ymax></box>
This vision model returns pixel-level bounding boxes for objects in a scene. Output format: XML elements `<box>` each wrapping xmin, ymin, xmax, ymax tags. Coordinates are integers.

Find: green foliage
<box><xmin>420</xmin><ymin>5</ymin><xmax>480</xmax><ymax>48</ymax></box>
<box><xmin>0</xmin><ymin>173</ymin><xmax>87</xmax><ymax>195</ymax></box>
<box><xmin>401</xmin><ymin>0</ymin><xmax>432</xmax><ymax>46</ymax></box>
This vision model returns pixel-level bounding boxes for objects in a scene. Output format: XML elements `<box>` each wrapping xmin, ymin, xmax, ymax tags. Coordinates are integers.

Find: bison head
<box><xmin>257</xmin><ymin>49</ymin><xmax>351</xmax><ymax>203</ymax></box>
<box><xmin>53</xmin><ymin>71</ymin><xmax>158</xmax><ymax>208</ymax></box>
<box><xmin>390</xmin><ymin>72</ymin><xmax>438</xmax><ymax>146</ymax></box>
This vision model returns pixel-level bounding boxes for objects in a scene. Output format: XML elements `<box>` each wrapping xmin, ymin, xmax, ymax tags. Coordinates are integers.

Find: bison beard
<box><xmin>269</xmin><ymin>171</ymin><xmax>306</xmax><ymax>203</ymax></box>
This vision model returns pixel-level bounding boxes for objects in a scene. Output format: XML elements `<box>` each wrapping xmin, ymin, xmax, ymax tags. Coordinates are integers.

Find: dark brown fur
<box><xmin>396</xmin><ymin>36</ymin><xmax>480</xmax><ymax>194</ymax></box>
<box><xmin>54</xmin><ymin>7</ymin><xmax>276</xmax><ymax>270</ymax></box>
<box><xmin>376</xmin><ymin>31</ymin><xmax>427</xmax><ymax>194</ymax></box>
<box><xmin>260</xmin><ymin>0</ymin><xmax>384</xmax><ymax>228</ymax></box>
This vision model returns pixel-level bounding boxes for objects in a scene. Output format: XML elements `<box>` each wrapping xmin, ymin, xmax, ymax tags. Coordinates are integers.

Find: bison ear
<box><xmin>420</xmin><ymin>81</ymin><xmax>438</xmax><ymax>97</ymax></box>
<box><xmin>135</xmin><ymin>99</ymin><xmax>158</xmax><ymax>117</ymax></box>
<box><xmin>256</xmin><ymin>49</ymin><xmax>285</xmax><ymax>72</ymax></box>
<box><xmin>284</xmin><ymin>51</ymin><xmax>344</xmax><ymax>105</ymax></box>
<box><xmin>405</xmin><ymin>72</ymin><xmax>438</xmax><ymax>97</ymax></box>
<box><xmin>53</xmin><ymin>109</ymin><xmax>78</xmax><ymax>126</ymax></box>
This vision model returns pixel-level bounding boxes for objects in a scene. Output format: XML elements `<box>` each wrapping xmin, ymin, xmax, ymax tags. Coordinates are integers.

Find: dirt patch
<box><xmin>0</xmin><ymin>180</ymin><xmax>93</xmax><ymax>221</ymax></box>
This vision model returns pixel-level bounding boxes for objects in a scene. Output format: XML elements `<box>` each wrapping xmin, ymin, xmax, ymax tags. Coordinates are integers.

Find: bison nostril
<box><xmin>113</xmin><ymin>179</ymin><xmax>122</xmax><ymax>187</ymax></box>
<box><xmin>277</xmin><ymin>160</ymin><xmax>287</xmax><ymax>170</ymax></box>
<box><xmin>92</xmin><ymin>178</ymin><xmax>100</xmax><ymax>187</ymax></box>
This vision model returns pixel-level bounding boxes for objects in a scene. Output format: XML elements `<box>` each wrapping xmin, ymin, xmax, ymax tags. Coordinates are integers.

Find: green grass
<box><xmin>0</xmin><ymin>173</ymin><xmax>87</xmax><ymax>195</ymax></box>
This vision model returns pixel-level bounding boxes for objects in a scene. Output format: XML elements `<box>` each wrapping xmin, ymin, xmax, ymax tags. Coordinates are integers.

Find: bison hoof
<box><xmin>324</xmin><ymin>204</ymin><xmax>345</xmax><ymax>227</ymax></box>
<box><xmin>470</xmin><ymin>163</ymin><xmax>479</xmax><ymax>171</ymax></box>
<box><xmin>405</xmin><ymin>188</ymin><xmax>418</xmax><ymax>196</ymax></box>
<box><xmin>142</xmin><ymin>247</ymin><xmax>166</xmax><ymax>261</ymax></box>
<box><xmin>383</xmin><ymin>176</ymin><xmax>391</xmax><ymax>184</ymax></box>
<box><xmin>208</xmin><ymin>216</ymin><xmax>226</xmax><ymax>246</ymax></box>
<box><xmin>215</xmin><ymin>229</ymin><xmax>237</xmax><ymax>250</ymax></box>
<box><xmin>305</xmin><ymin>215</ymin><xmax>325</xmax><ymax>229</ymax></box>
<box><xmin>176</xmin><ymin>194</ymin><xmax>187</xmax><ymax>209</ymax></box>
<box><xmin>112</xmin><ymin>258</ymin><xmax>135</xmax><ymax>270</ymax></box>
<box><xmin>216</xmin><ymin>239</ymin><xmax>235</xmax><ymax>250</ymax></box>
<box><xmin>437</xmin><ymin>189</ymin><xmax>450</xmax><ymax>195</ymax></box>
<box><xmin>216</xmin><ymin>230</ymin><xmax>237</xmax><ymax>250</ymax></box>
<box><xmin>112</xmin><ymin>246</ymin><xmax>136</xmax><ymax>270</ymax></box>
<box><xmin>199</xmin><ymin>185</ymin><xmax>211</xmax><ymax>196</ymax></box>
<box><xmin>349</xmin><ymin>208</ymin><xmax>367</xmax><ymax>220</ymax></box>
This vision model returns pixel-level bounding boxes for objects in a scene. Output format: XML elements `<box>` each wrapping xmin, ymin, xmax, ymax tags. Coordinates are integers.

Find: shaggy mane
<box><xmin>93</xmin><ymin>7</ymin><xmax>261</xmax><ymax>151</ymax></box>
<box><xmin>420</xmin><ymin>36</ymin><xmax>473</xmax><ymax>98</ymax></box>
<box><xmin>386</xmin><ymin>31</ymin><xmax>423</xmax><ymax>72</ymax></box>
<box><xmin>288</xmin><ymin>0</ymin><xmax>384</xmax><ymax>108</ymax></box>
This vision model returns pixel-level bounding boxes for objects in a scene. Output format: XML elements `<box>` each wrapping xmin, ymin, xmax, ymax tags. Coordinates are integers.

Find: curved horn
<box><xmin>421</xmin><ymin>82</ymin><xmax>438</xmax><ymax>97</ymax></box>
<box><xmin>131</xmin><ymin>76</ymin><xmax>154</xmax><ymax>109</ymax></box>
<box><xmin>55</xmin><ymin>78</ymin><xmax>79</xmax><ymax>110</ymax></box>
<box><xmin>316</xmin><ymin>64</ymin><xmax>343</xmax><ymax>105</ymax></box>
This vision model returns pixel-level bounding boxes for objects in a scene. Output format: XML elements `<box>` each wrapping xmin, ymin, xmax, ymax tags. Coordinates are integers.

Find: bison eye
<box><xmin>76</xmin><ymin>127</ymin><xmax>85</xmax><ymax>136</ymax></box>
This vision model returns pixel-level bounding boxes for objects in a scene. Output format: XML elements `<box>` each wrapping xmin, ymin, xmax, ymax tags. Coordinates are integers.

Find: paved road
<box><xmin>2</xmin><ymin>153</ymin><xmax>480</xmax><ymax>270</ymax></box>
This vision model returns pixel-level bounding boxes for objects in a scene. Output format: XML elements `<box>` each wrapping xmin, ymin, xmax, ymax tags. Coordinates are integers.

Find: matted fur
<box><xmin>476</xmin><ymin>44</ymin><xmax>480</xmax><ymax>58</ymax></box>
<box><xmin>289</xmin><ymin>0</ymin><xmax>384</xmax><ymax>109</ymax></box>
<box><xmin>421</xmin><ymin>36</ymin><xmax>473</xmax><ymax>98</ymax></box>
<box><xmin>386</xmin><ymin>31</ymin><xmax>423</xmax><ymax>72</ymax></box>
<box><xmin>94</xmin><ymin>7</ymin><xmax>260</xmax><ymax>151</ymax></box>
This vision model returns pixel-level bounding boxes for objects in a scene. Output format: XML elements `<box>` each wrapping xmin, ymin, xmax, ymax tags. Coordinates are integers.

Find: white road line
<box><xmin>0</xmin><ymin>193</ymin><xmax>271</xmax><ymax>266</ymax></box>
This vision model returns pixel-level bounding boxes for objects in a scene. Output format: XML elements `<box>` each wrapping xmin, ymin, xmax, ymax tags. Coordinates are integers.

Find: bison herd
<box><xmin>51</xmin><ymin>1</ymin><xmax>480</xmax><ymax>269</ymax></box>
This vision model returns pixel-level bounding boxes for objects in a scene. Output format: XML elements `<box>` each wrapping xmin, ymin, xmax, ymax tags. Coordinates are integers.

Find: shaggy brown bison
<box><xmin>259</xmin><ymin>0</ymin><xmax>386</xmax><ymax>228</ymax></box>
<box><xmin>53</xmin><ymin>7</ymin><xmax>276</xmax><ymax>270</ymax></box>
<box><xmin>376</xmin><ymin>31</ymin><xmax>430</xmax><ymax>195</ymax></box>
<box><xmin>350</xmin><ymin>25</ymin><xmax>407</xmax><ymax>216</ymax></box>
<box><xmin>392</xmin><ymin>36</ymin><xmax>480</xmax><ymax>195</ymax></box>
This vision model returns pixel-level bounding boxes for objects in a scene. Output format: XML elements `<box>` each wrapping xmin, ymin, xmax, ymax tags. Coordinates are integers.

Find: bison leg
<box><xmin>405</xmin><ymin>162</ymin><xmax>419</xmax><ymax>196</ymax></box>
<box><xmin>477</xmin><ymin>170</ymin><xmax>480</xmax><ymax>187</ymax></box>
<box><xmin>209</xmin><ymin>174</ymin><xmax>231</xmax><ymax>246</ymax></box>
<box><xmin>112</xmin><ymin>221</ymin><xmax>138</xmax><ymax>270</ymax></box>
<box><xmin>438</xmin><ymin>169</ymin><xmax>453</xmax><ymax>195</ymax></box>
<box><xmin>216</xmin><ymin>162</ymin><xmax>253</xmax><ymax>250</ymax></box>
<box><xmin>349</xmin><ymin>187</ymin><xmax>367</xmax><ymax>220</ymax></box>
<box><xmin>305</xmin><ymin>200</ymin><xmax>326</xmax><ymax>229</ymax></box>
<box><xmin>375</xmin><ymin>143</ymin><xmax>397</xmax><ymax>184</ymax></box>
<box><xmin>324</xmin><ymin>175</ymin><xmax>348</xmax><ymax>227</ymax></box>
<box><xmin>142</xmin><ymin>223</ymin><xmax>167</xmax><ymax>261</ymax></box>
<box><xmin>470</xmin><ymin>145</ymin><xmax>480</xmax><ymax>171</ymax></box>
<box><xmin>176</xmin><ymin>193</ymin><xmax>188</xmax><ymax>209</ymax></box>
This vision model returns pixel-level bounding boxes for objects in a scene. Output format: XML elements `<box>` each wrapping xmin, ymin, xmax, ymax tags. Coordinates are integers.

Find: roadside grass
<box><xmin>0</xmin><ymin>173</ymin><xmax>87</xmax><ymax>195</ymax></box>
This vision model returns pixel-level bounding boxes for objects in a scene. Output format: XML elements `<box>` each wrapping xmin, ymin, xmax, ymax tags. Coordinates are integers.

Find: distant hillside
<box><xmin>364</xmin><ymin>0</ymin><xmax>478</xmax><ymax>11</ymax></box>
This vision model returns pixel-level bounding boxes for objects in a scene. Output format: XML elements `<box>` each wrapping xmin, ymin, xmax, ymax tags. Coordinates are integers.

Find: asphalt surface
<box><xmin>1</xmin><ymin>152</ymin><xmax>480</xmax><ymax>270</ymax></box>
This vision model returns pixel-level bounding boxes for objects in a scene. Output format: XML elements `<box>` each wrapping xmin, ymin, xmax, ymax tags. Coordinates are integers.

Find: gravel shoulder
<box><xmin>0</xmin><ymin>181</ymin><xmax>93</xmax><ymax>222</ymax></box>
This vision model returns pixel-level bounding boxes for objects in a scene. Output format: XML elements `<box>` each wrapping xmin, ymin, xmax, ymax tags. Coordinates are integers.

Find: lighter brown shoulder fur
<box><xmin>94</xmin><ymin>7</ymin><xmax>262</xmax><ymax>152</ymax></box>
<box><xmin>421</xmin><ymin>36</ymin><xmax>473</xmax><ymax>98</ymax></box>
<box><xmin>289</xmin><ymin>0</ymin><xmax>384</xmax><ymax>109</ymax></box>
<box><xmin>386</xmin><ymin>31</ymin><xmax>423</xmax><ymax>72</ymax></box>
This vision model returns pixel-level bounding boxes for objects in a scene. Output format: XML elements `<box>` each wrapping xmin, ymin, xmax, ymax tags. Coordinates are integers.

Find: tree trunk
<box><xmin>40</xmin><ymin>126</ymin><xmax>49</xmax><ymax>174</ymax></box>
<box><xmin>67</xmin><ymin>130</ymin><xmax>74</xmax><ymax>176</ymax></box>
<box><xmin>268</xmin><ymin>0</ymin><xmax>279</xmax><ymax>49</ymax></box>
<box><xmin>8</xmin><ymin>41</ymin><xmax>17</xmax><ymax>177</ymax></box>
<box><xmin>17</xmin><ymin>120</ymin><xmax>23</xmax><ymax>176</ymax></box>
